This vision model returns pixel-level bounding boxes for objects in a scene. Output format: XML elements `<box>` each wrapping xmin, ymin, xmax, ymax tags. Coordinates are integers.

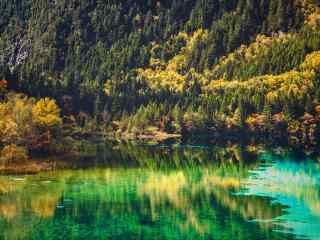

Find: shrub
<box><xmin>0</xmin><ymin>144</ymin><xmax>28</xmax><ymax>165</ymax></box>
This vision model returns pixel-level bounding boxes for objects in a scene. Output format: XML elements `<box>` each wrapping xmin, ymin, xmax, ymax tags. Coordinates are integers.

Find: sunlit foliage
<box><xmin>32</xmin><ymin>98</ymin><xmax>62</xmax><ymax>129</ymax></box>
<box><xmin>0</xmin><ymin>93</ymin><xmax>63</xmax><ymax>161</ymax></box>
<box><xmin>136</xmin><ymin>30</ymin><xmax>209</xmax><ymax>93</ymax></box>
<box><xmin>0</xmin><ymin>144</ymin><xmax>28</xmax><ymax>164</ymax></box>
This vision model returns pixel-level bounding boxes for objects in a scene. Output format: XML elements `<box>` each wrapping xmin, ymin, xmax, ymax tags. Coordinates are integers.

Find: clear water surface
<box><xmin>0</xmin><ymin>141</ymin><xmax>319</xmax><ymax>240</ymax></box>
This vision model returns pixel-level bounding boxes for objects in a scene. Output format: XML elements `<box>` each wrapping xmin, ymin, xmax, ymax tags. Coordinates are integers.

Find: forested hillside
<box><xmin>1</xmin><ymin>0</ymin><xmax>320</xmax><ymax>157</ymax></box>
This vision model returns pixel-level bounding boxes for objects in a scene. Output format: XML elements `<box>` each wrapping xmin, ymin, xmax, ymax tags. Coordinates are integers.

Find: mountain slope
<box><xmin>0</xmin><ymin>1</ymin><xmax>307</xmax><ymax>101</ymax></box>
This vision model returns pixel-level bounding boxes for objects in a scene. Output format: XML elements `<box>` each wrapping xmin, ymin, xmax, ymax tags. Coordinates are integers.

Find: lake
<box><xmin>0</xmin><ymin>141</ymin><xmax>320</xmax><ymax>240</ymax></box>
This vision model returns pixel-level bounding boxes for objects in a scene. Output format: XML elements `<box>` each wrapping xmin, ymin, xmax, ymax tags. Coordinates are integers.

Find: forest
<box><xmin>1</xmin><ymin>0</ymin><xmax>320</xmax><ymax>162</ymax></box>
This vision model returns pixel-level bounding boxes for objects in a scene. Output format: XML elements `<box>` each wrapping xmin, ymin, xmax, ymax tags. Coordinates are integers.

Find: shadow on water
<box><xmin>0</xmin><ymin>140</ymin><xmax>319</xmax><ymax>240</ymax></box>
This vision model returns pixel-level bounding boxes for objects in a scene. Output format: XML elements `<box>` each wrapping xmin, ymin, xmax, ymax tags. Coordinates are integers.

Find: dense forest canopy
<box><xmin>1</xmin><ymin>0</ymin><xmax>320</xmax><ymax>154</ymax></box>
<box><xmin>0</xmin><ymin>1</ymin><xmax>310</xmax><ymax>105</ymax></box>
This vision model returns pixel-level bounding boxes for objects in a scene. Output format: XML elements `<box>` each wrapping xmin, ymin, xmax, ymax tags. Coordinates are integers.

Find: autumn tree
<box><xmin>31</xmin><ymin>98</ymin><xmax>62</xmax><ymax>151</ymax></box>
<box><xmin>32</xmin><ymin>98</ymin><xmax>62</xmax><ymax>129</ymax></box>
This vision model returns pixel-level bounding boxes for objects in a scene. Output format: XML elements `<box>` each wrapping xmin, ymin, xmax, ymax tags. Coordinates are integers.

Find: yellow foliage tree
<box><xmin>8</xmin><ymin>94</ymin><xmax>34</xmax><ymax>141</ymax></box>
<box><xmin>208</xmin><ymin>33</ymin><xmax>293</xmax><ymax>81</ymax></box>
<box><xmin>300</xmin><ymin>51</ymin><xmax>320</xmax><ymax>72</ymax></box>
<box><xmin>0</xmin><ymin>144</ymin><xmax>28</xmax><ymax>164</ymax></box>
<box><xmin>0</xmin><ymin>102</ymin><xmax>20</xmax><ymax>144</ymax></box>
<box><xmin>32</xmin><ymin>98</ymin><xmax>62</xmax><ymax>128</ymax></box>
<box><xmin>136</xmin><ymin>29</ymin><xmax>209</xmax><ymax>94</ymax></box>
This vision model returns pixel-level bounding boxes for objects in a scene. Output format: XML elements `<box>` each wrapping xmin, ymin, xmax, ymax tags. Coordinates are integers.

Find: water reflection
<box><xmin>241</xmin><ymin>151</ymin><xmax>320</xmax><ymax>240</ymax></box>
<box><xmin>0</xmin><ymin>142</ymin><xmax>319</xmax><ymax>239</ymax></box>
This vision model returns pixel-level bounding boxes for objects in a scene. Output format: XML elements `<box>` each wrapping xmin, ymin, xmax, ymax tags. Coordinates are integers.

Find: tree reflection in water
<box><xmin>0</xmin><ymin>142</ymin><xmax>318</xmax><ymax>240</ymax></box>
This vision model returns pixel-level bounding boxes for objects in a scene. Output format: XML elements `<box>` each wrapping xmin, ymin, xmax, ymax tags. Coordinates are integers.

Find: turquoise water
<box><xmin>0</xmin><ymin>142</ymin><xmax>320</xmax><ymax>240</ymax></box>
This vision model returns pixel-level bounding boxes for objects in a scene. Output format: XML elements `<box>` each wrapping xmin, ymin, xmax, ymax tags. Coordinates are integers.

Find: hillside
<box><xmin>0</xmin><ymin>1</ymin><xmax>310</xmax><ymax>108</ymax></box>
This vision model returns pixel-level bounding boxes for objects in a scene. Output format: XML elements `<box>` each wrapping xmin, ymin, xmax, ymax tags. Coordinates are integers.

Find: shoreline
<box><xmin>0</xmin><ymin>160</ymin><xmax>56</xmax><ymax>175</ymax></box>
<box><xmin>0</xmin><ymin>151</ymin><xmax>84</xmax><ymax>175</ymax></box>
<box><xmin>105</xmin><ymin>131</ymin><xmax>182</xmax><ymax>143</ymax></box>
<box><xmin>105</xmin><ymin>128</ymin><xmax>319</xmax><ymax>146</ymax></box>
<box><xmin>1</xmin><ymin>131</ymin><xmax>319</xmax><ymax>175</ymax></box>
